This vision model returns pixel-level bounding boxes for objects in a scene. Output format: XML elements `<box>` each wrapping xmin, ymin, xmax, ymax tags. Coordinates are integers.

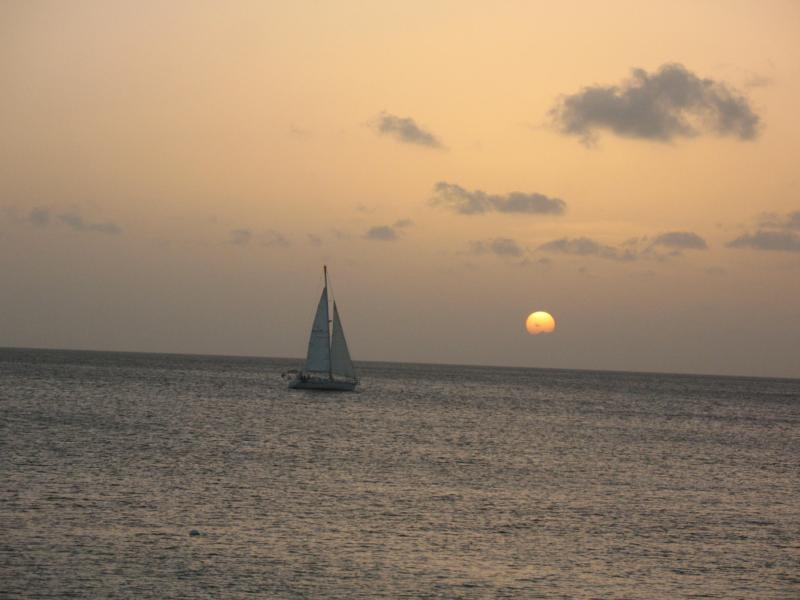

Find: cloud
<box><xmin>538</xmin><ymin>236</ymin><xmax>637</xmax><ymax>261</ymax></box>
<box><xmin>470</xmin><ymin>237</ymin><xmax>523</xmax><ymax>257</ymax></box>
<box><xmin>28</xmin><ymin>208</ymin><xmax>50</xmax><ymax>226</ymax></box>
<box><xmin>651</xmin><ymin>231</ymin><xmax>708</xmax><ymax>250</ymax></box>
<box><xmin>228</xmin><ymin>228</ymin><xmax>290</xmax><ymax>247</ymax></box>
<box><xmin>289</xmin><ymin>124</ymin><xmax>311</xmax><ymax>138</ymax></box>
<box><xmin>364</xmin><ymin>219</ymin><xmax>413</xmax><ymax>241</ymax></box>
<box><xmin>785</xmin><ymin>212</ymin><xmax>800</xmax><ymax>230</ymax></box>
<box><xmin>759</xmin><ymin>210</ymin><xmax>800</xmax><ymax>231</ymax></box>
<box><xmin>550</xmin><ymin>63</ymin><xmax>760</xmax><ymax>143</ymax></box>
<box><xmin>744</xmin><ymin>74</ymin><xmax>772</xmax><ymax>89</ymax></box>
<box><xmin>365</xmin><ymin>225</ymin><xmax>397</xmax><ymax>241</ymax></box>
<box><xmin>260</xmin><ymin>230</ymin><xmax>290</xmax><ymax>247</ymax></box>
<box><xmin>728</xmin><ymin>210</ymin><xmax>800</xmax><ymax>252</ymax></box>
<box><xmin>375</xmin><ymin>112</ymin><xmax>443</xmax><ymax>148</ymax></box>
<box><xmin>229</xmin><ymin>229</ymin><xmax>252</xmax><ymax>245</ymax></box>
<box><xmin>431</xmin><ymin>182</ymin><xmax>566</xmax><ymax>215</ymax></box>
<box><xmin>58</xmin><ymin>212</ymin><xmax>121</xmax><ymax>234</ymax></box>
<box><xmin>8</xmin><ymin>207</ymin><xmax>122</xmax><ymax>234</ymax></box>
<box><xmin>539</xmin><ymin>231</ymin><xmax>708</xmax><ymax>261</ymax></box>
<box><xmin>727</xmin><ymin>230</ymin><xmax>800</xmax><ymax>253</ymax></box>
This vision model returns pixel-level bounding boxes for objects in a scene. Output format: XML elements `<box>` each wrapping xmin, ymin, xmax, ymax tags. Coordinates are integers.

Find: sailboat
<box><xmin>288</xmin><ymin>266</ymin><xmax>359</xmax><ymax>391</ymax></box>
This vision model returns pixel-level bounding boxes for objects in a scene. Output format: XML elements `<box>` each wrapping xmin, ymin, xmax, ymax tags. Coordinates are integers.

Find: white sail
<box><xmin>304</xmin><ymin>287</ymin><xmax>331</xmax><ymax>373</ymax></box>
<box><xmin>330</xmin><ymin>302</ymin><xmax>356</xmax><ymax>379</ymax></box>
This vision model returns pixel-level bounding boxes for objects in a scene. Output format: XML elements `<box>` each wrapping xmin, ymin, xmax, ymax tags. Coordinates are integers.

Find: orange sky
<box><xmin>2</xmin><ymin>1</ymin><xmax>799</xmax><ymax>377</ymax></box>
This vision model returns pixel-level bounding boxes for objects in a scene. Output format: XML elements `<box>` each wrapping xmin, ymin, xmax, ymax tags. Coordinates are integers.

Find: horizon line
<box><xmin>1</xmin><ymin>345</ymin><xmax>797</xmax><ymax>383</ymax></box>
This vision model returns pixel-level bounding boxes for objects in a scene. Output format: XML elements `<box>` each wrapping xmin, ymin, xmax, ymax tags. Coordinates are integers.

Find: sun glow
<box><xmin>526</xmin><ymin>311</ymin><xmax>556</xmax><ymax>335</ymax></box>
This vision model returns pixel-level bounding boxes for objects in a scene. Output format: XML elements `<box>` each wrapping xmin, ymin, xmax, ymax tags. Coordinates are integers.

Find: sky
<box><xmin>2</xmin><ymin>1</ymin><xmax>799</xmax><ymax>378</ymax></box>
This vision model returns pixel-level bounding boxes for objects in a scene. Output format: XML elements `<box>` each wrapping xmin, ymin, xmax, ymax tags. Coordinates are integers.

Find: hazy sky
<box><xmin>2</xmin><ymin>1</ymin><xmax>799</xmax><ymax>377</ymax></box>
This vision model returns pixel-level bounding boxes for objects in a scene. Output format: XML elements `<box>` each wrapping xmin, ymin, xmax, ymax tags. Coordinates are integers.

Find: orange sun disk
<box><xmin>526</xmin><ymin>311</ymin><xmax>556</xmax><ymax>335</ymax></box>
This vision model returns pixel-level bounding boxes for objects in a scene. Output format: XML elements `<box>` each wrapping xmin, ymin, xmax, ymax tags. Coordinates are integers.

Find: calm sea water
<box><xmin>1</xmin><ymin>348</ymin><xmax>798</xmax><ymax>598</ymax></box>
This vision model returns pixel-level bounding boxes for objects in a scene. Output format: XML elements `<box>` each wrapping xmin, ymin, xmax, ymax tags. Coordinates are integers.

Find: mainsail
<box><xmin>304</xmin><ymin>286</ymin><xmax>330</xmax><ymax>373</ymax></box>
<box><xmin>330</xmin><ymin>302</ymin><xmax>356</xmax><ymax>379</ymax></box>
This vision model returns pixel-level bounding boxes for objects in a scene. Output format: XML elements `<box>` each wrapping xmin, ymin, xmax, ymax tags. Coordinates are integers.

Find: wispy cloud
<box><xmin>728</xmin><ymin>210</ymin><xmax>800</xmax><ymax>253</ymax></box>
<box><xmin>261</xmin><ymin>230</ymin><xmax>290</xmax><ymax>247</ymax></box>
<box><xmin>375</xmin><ymin>112</ymin><xmax>443</xmax><ymax>148</ymax></box>
<box><xmin>431</xmin><ymin>182</ymin><xmax>566</xmax><ymax>215</ymax></box>
<box><xmin>13</xmin><ymin>207</ymin><xmax>122</xmax><ymax>234</ymax></box>
<box><xmin>539</xmin><ymin>231</ymin><xmax>708</xmax><ymax>261</ymax></box>
<box><xmin>59</xmin><ymin>212</ymin><xmax>122</xmax><ymax>234</ymax></box>
<box><xmin>289</xmin><ymin>124</ymin><xmax>311</xmax><ymax>138</ymax></box>
<box><xmin>651</xmin><ymin>231</ymin><xmax>708</xmax><ymax>250</ymax></box>
<box><xmin>229</xmin><ymin>229</ymin><xmax>252</xmax><ymax>245</ymax></box>
<box><xmin>469</xmin><ymin>238</ymin><xmax>523</xmax><ymax>257</ymax></box>
<box><xmin>27</xmin><ymin>208</ymin><xmax>50</xmax><ymax>226</ymax></box>
<box><xmin>758</xmin><ymin>210</ymin><xmax>800</xmax><ymax>231</ymax></box>
<box><xmin>365</xmin><ymin>225</ymin><xmax>397</xmax><ymax>241</ymax></box>
<box><xmin>728</xmin><ymin>231</ymin><xmax>800</xmax><ymax>252</ymax></box>
<box><xmin>364</xmin><ymin>219</ymin><xmax>413</xmax><ymax>242</ymax></box>
<box><xmin>228</xmin><ymin>228</ymin><xmax>290</xmax><ymax>247</ymax></box>
<box><xmin>539</xmin><ymin>237</ymin><xmax>637</xmax><ymax>261</ymax></box>
<box><xmin>550</xmin><ymin>63</ymin><xmax>760</xmax><ymax>144</ymax></box>
<box><xmin>744</xmin><ymin>74</ymin><xmax>772</xmax><ymax>89</ymax></box>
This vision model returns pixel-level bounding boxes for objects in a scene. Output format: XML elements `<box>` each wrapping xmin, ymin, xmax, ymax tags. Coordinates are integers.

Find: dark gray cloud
<box><xmin>727</xmin><ymin>230</ymin><xmax>800</xmax><ymax>253</ymax></box>
<box><xmin>470</xmin><ymin>238</ymin><xmax>523</xmax><ymax>257</ymax></box>
<box><xmin>538</xmin><ymin>237</ymin><xmax>636</xmax><ymax>261</ymax></box>
<box><xmin>652</xmin><ymin>231</ymin><xmax>708</xmax><ymax>250</ymax></box>
<box><xmin>375</xmin><ymin>112</ymin><xmax>443</xmax><ymax>148</ymax></box>
<box><xmin>431</xmin><ymin>182</ymin><xmax>566</xmax><ymax>215</ymax></box>
<box><xmin>550</xmin><ymin>63</ymin><xmax>760</xmax><ymax>143</ymax></box>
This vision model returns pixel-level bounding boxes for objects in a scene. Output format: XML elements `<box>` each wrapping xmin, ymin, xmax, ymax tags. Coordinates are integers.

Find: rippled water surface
<box><xmin>1</xmin><ymin>348</ymin><xmax>799</xmax><ymax>598</ymax></box>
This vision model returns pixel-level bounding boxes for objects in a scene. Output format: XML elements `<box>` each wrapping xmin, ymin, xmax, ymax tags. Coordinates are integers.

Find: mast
<box><xmin>324</xmin><ymin>265</ymin><xmax>332</xmax><ymax>380</ymax></box>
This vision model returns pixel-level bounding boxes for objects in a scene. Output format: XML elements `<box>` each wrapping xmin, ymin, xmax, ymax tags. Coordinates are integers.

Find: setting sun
<box><xmin>526</xmin><ymin>311</ymin><xmax>556</xmax><ymax>335</ymax></box>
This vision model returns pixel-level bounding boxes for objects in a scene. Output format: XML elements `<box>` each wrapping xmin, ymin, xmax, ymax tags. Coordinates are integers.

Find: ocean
<box><xmin>1</xmin><ymin>348</ymin><xmax>798</xmax><ymax>598</ymax></box>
